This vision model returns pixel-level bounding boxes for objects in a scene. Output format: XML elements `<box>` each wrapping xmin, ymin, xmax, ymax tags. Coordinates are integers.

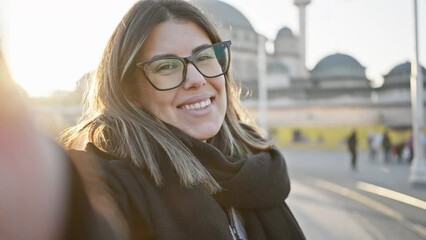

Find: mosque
<box><xmin>191</xmin><ymin>0</ymin><xmax>426</xmax><ymax>148</ymax></box>
<box><xmin>33</xmin><ymin>0</ymin><xmax>425</xmax><ymax>150</ymax></box>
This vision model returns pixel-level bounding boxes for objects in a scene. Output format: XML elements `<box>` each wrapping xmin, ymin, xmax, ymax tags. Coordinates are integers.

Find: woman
<box><xmin>61</xmin><ymin>0</ymin><xmax>305</xmax><ymax>239</ymax></box>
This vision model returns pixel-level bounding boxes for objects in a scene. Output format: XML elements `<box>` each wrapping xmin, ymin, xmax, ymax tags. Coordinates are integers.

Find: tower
<box><xmin>294</xmin><ymin>0</ymin><xmax>311</xmax><ymax>78</ymax></box>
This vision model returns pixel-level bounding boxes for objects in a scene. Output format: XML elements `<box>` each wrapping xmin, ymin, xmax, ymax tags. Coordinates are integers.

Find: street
<box><xmin>284</xmin><ymin>148</ymin><xmax>426</xmax><ymax>240</ymax></box>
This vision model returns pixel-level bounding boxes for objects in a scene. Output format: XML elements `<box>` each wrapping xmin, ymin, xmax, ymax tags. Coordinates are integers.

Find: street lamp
<box><xmin>409</xmin><ymin>0</ymin><xmax>426</xmax><ymax>184</ymax></box>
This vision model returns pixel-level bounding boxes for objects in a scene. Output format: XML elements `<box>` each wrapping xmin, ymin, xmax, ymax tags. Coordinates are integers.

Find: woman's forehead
<box><xmin>139</xmin><ymin>20</ymin><xmax>212</xmax><ymax>60</ymax></box>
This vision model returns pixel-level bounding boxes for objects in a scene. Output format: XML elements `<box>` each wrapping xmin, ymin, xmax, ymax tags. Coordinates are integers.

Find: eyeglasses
<box><xmin>135</xmin><ymin>40</ymin><xmax>231</xmax><ymax>91</ymax></box>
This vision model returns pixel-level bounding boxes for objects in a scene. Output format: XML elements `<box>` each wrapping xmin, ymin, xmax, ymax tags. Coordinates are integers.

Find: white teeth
<box><xmin>181</xmin><ymin>98</ymin><xmax>211</xmax><ymax>111</ymax></box>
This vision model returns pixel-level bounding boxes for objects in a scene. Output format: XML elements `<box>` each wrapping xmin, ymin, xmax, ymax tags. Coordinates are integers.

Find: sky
<box><xmin>1</xmin><ymin>0</ymin><xmax>425</xmax><ymax>96</ymax></box>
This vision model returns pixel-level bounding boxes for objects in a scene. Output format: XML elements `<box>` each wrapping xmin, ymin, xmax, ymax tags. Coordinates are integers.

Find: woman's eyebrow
<box><xmin>192</xmin><ymin>43</ymin><xmax>211</xmax><ymax>54</ymax></box>
<box><xmin>149</xmin><ymin>54</ymin><xmax>177</xmax><ymax>61</ymax></box>
<box><xmin>148</xmin><ymin>43</ymin><xmax>213</xmax><ymax>61</ymax></box>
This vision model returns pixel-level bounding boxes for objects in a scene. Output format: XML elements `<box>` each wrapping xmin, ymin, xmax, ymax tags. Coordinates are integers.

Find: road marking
<box><xmin>356</xmin><ymin>181</ymin><xmax>426</xmax><ymax>211</ymax></box>
<box><xmin>315</xmin><ymin>179</ymin><xmax>426</xmax><ymax>239</ymax></box>
<box><xmin>351</xmin><ymin>212</ymin><xmax>388</xmax><ymax>240</ymax></box>
<box><xmin>413</xmin><ymin>224</ymin><xmax>426</xmax><ymax>238</ymax></box>
<box><xmin>315</xmin><ymin>180</ymin><xmax>404</xmax><ymax>220</ymax></box>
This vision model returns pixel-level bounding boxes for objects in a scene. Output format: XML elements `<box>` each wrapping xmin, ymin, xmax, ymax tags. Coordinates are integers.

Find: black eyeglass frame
<box><xmin>135</xmin><ymin>40</ymin><xmax>232</xmax><ymax>91</ymax></box>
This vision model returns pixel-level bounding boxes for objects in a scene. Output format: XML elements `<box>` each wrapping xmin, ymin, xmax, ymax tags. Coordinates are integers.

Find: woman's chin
<box><xmin>183</xmin><ymin>125</ymin><xmax>220</xmax><ymax>141</ymax></box>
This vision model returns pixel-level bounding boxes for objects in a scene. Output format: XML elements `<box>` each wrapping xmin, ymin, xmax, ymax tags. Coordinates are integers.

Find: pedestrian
<box><xmin>382</xmin><ymin>131</ymin><xmax>392</xmax><ymax>163</ymax></box>
<box><xmin>372</xmin><ymin>133</ymin><xmax>383</xmax><ymax>161</ymax></box>
<box><xmin>367</xmin><ymin>133</ymin><xmax>381</xmax><ymax>161</ymax></box>
<box><xmin>395</xmin><ymin>141</ymin><xmax>405</xmax><ymax>163</ymax></box>
<box><xmin>406</xmin><ymin>133</ymin><xmax>414</xmax><ymax>163</ymax></box>
<box><xmin>346</xmin><ymin>130</ymin><xmax>358</xmax><ymax>170</ymax></box>
<box><xmin>60</xmin><ymin>1</ymin><xmax>305</xmax><ymax>239</ymax></box>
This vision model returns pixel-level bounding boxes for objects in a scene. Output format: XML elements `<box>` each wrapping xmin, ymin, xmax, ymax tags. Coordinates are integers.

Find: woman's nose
<box><xmin>182</xmin><ymin>64</ymin><xmax>206</xmax><ymax>89</ymax></box>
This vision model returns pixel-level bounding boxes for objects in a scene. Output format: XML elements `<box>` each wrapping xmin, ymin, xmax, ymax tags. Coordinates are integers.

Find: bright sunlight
<box><xmin>2</xmin><ymin>0</ymin><xmax>136</xmax><ymax>96</ymax></box>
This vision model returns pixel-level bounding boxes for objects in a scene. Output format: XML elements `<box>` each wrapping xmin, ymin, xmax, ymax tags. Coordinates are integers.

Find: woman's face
<box><xmin>134</xmin><ymin>20</ymin><xmax>227</xmax><ymax>141</ymax></box>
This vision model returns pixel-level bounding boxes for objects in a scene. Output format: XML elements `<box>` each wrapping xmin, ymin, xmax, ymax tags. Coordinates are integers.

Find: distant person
<box><xmin>346</xmin><ymin>130</ymin><xmax>358</xmax><ymax>170</ymax></box>
<box><xmin>394</xmin><ymin>140</ymin><xmax>405</xmax><ymax>163</ymax></box>
<box><xmin>405</xmin><ymin>133</ymin><xmax>414</xmax><ymax>163</ymax></box>
<box><xmin>382</xmin><ymin>131</ymin><xmax>392</xmax><ymax>163</ymax></box>
<box><xmin>59</xmin><ymin>1</ymin><xmax>305</xmax><ymax>239</ymax></box>
<box><xmin>367</xmin><ymin>133</ymin><xmax>382</xmax><ymax>162</ymax></box>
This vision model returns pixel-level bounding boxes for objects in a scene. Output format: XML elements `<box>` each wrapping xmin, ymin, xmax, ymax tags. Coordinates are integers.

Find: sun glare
<box><xmin>5</xmin><ymin>47</ymin><xmax>85</xmax><ymax>97</ymax></box>
<box><xmin>2</xmin><ymin>0</ymin><xmax>136</xmax><ymax>97</ymax></box>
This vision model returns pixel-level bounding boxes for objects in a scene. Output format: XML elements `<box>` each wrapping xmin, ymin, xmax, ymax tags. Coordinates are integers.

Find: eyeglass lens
<box><xmin>143</xmin><ymin>42</ymin><xmax>229</xmax><ymax>90</ymax></box>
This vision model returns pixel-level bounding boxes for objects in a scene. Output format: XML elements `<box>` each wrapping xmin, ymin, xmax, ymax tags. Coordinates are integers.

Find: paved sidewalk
<box><xmin>282</xmin><ymin>148</ymin><xmax>426</xmax><ymax>240</ymax></box>
<box><xmin>288</xmin><ymin>179</ymin><xmax>380</xmax><ymax>240</ymax></box>
<box><xmin>283</xmin><ymin>148</ymin><xmax>426</xmax><ymax>200</ymax></box>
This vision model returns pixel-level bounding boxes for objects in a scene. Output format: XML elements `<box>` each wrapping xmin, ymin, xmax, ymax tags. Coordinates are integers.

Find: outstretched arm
<box><xmin>0</xmin><ymin>49</ymin><xmax>69</xmax><ymax>240</ymax></box>
<box><xmin>0</xmin><ymin>50</ymin><xmax>128</xmax><ymax>240</ymax></box>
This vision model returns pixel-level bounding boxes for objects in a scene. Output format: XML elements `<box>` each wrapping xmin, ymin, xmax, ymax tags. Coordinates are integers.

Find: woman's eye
<box><xmin>154</xmin><ymin>62</ymin><xmax>177</xmax><ymax>73</ymax></box>
<box><xmin>196</xmin><ymin>54</ymin><xmax>214</xmax><ymax>62</ymax></box>
<box><xmin>158</xmin><ymin>64</ymin><xmax>174</xmax><ymax>71</ymax></box>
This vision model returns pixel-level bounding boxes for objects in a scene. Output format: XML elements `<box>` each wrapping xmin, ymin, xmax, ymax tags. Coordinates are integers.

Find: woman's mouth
<box><xmin>179</xmin><ymin>98</ymin><xmax>212</xmax><ymax>111</ymax></box>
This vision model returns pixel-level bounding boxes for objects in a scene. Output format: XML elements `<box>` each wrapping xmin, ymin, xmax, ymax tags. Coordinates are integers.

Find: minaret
<box><xmin>294</xmin><ymin>0</ymin><xmax>311</xmax><ymax>78</ymax></box>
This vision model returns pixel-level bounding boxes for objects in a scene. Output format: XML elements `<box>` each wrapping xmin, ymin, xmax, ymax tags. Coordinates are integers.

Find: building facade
<box><xmin>190</xmin><ymin>0</ymin><xmax>426</xmax><ymax>148</ymax></box>
<box><xmin>31</xmin><ymin>0</ymin><xmax>426</xmax><ymax>149</ymax></box>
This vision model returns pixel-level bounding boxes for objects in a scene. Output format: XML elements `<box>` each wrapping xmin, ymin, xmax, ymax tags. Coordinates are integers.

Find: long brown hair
<box><xmin>60</xmin><ymin>0</ymin><xmax>272</xmax><ymax>193</ymax></box>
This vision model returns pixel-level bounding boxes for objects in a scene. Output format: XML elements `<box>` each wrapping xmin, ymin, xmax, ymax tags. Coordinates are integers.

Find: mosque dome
<box><xmin>311</xmin><ymin>53</ymin><xmax>366</xmax><ymax>79</ymax></box>
<box><xmin>386</xmin><ymin>61</ymin><xmax>410</xmax><ymax>77</ymax></box>
<box><xmin>382</xmin><ymin>61</ymin><xmax>426</xmax><ymax>88</ymax></box>
<box><xmin>385</xmin><ymin>61</ymin><xmax>426</xmax><ymax>78</ymax></box>
<box><xmin>276</xmin><ymin>27</ymin><xmax>294</xmax><ymax>39</ymax></box>
<box><xmin>190</xmin><ymin>0</ymin><xmax>255</xmax><ymax>30</ymax></box>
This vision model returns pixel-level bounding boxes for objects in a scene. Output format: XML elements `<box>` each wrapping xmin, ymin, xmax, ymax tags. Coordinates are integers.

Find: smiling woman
<box><xmin>59</xmin><ymin>0</ymin><xmax>305</xmax><ymax>239</ymax></box>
